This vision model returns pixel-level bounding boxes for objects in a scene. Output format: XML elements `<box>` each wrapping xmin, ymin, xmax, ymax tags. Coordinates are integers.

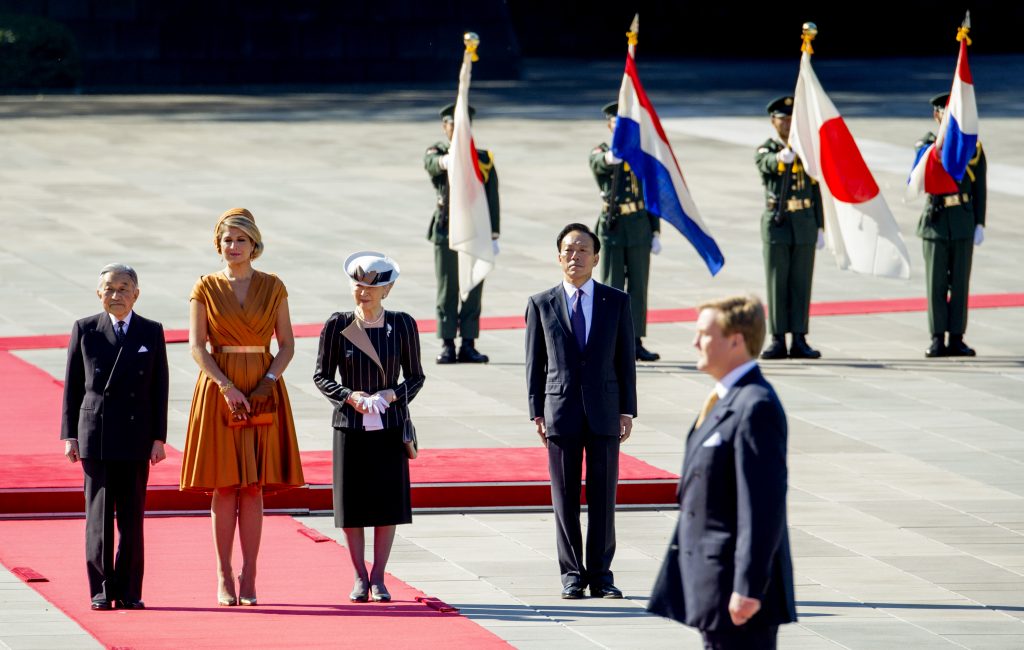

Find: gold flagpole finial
<box><xmin>956</xmin><ymin>11</ymin><xmax>972</xmax><ymax>45</ymax></box>
<box><xmin>626</xmin><ymin>14</ymin><xmax>639</xmax><ymax>53</ymax></box>
<box><xmin>801</xmin><ymin>22</ymin><xmax>817</xmax><ymax>55</ymax></box>
<box><xmin>464</xmin><ymin>31</ymin><xmax>480</xmax><ymax>62</ymax></box>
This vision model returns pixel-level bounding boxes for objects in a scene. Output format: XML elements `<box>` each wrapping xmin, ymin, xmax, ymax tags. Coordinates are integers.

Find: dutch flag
<box><xmin>611</xmin><ymin>51</ymin><xmax>724</xmax><ymax>276</ymax></box>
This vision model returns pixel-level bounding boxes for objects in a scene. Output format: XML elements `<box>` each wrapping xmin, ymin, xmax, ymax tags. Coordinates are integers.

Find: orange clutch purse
<box><xmin>227</xmin><ymin>413</ymin><xmax>274</xmax><ymax>428</ymax></box>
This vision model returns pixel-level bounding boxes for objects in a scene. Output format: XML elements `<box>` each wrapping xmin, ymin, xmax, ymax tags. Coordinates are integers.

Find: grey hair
<box><xmin>98</xmin><ymin>263</ymin><xmax>139</xmax><ymax>287</ymax></box>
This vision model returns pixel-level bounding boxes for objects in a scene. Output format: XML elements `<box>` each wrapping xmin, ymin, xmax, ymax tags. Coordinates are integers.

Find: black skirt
<box><xmin>332</xmin><ymin>426</ymin><xmax>412</xmax><ymax>528</ymax></box>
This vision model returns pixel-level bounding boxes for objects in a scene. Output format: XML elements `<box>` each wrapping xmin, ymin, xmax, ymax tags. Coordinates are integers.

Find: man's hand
<box><xmin>533</xmin><ymin>417</ymin><xmax>547</xmax><ymax>447</ymax></box>
<box><xmin>150</xmin><ymin>440</ymin><xmax>166</xmax><ymax>466</ymax></box>
<box><xmin>604</xmin><ymin>149</ymin><xmax>622</xmax><ymax>165</ymax></box>
<box><xmin>728</xmin><ymin>592</ymin><xmax>761</xmax><ymax>626</ymax></box>
<box><xmin>651</xmin><ymin>234</ymin><xmax>662</xmax><ymax>255</ymax></box>
<box><xmin>439</xmin><ymin>154</ymin><xmax>451</xmax><ymax>170</ymax></box>
<box><xmin>974</xmin><ymin>224</ymin><xmax>985</xmax><ymax>246</ymax></box>
<box><xmin>64</xmin><ymin>439</ymin><xmax>80</xmax><ymax>463</ymax></box>
<box><xmin>619</xmin><ymin>415</ymin><xmax>633</xmax><ymax>443</ymax></box>
<box><xmin>777</xmin><ymin>148</ymin><xmax>796</xmax><ymax>164</ymax></box>
<box><xmin>816</xmin><ymin>229</ymin><xmax>826</xmax><ymax>250</ymax></box>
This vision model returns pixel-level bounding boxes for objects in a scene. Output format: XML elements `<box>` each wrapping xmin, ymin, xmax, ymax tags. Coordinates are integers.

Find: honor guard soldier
<box><xmin>755</xmin><ymin>96</ymin><xmax>824</xmax><ymax>360</ymax></box>
<box><xmin>918</xmin><ymin>93</ymin><xmax>986</xmax><ymax>358</ymax></box>
<box><xmin>424</xmin><ymin>103</ymin><xmax>500</xmax><ymax>364</ymax></box>
<box><xmin>590</xmin><ymin>102</ymin><xmax>661</xmax><ymax>362</ymax></box>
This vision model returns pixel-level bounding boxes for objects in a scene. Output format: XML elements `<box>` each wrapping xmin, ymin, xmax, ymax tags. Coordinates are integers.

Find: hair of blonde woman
<box><xmin>213</xmin><ymin>208</ymin><xmax>263</xmax><ymax>260</ymax></box>
<box><xmin>697</xmin><ymin>294</ymin><xmax>766</xmax><ymax>359</ymax></box>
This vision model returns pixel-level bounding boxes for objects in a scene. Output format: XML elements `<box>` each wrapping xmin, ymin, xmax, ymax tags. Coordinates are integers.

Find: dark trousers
<box><xmin>764</xmin><ymin>242</ymin><xmax>815</xmax><ymax>335</ymax></box>
<box><xmin>434</xmin><ymin>244</ymin><xmax>483</xmax><ymax>340</ymax></box>
<box><xmin>923</xmin><ymin>238</ymin><xmax>973</xmax><ymax>336</ymax></box>
<box><xmin>82</xmin><ymin>458</ymin><xmax>150</xmax><ymax>603</ymax></box>
<box><xmin>598</xmin><ymin>243</ymin><xmax>651</xmax><ymax>337</ymax></box>
<box><xmin>702</xmin><ymin>625</ymin><xmax>778</xmax><ymax>650</ymax></box>
<box><xmin>547</xmin><ymin>425</ymin><xmax>619</xmax><ymax>588</ymax></box>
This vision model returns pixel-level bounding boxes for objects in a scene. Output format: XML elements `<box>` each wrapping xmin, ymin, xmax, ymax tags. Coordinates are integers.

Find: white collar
<box><xmin>108</xmin><ymin>311</ymin><xmax>134</xmax><ymax>329</ymax></box>
<box><xmin>714</xmin><ymin>359</ymin><xmax>758</xmax><ymax>398</ymax></box>
<box><xmin>562</xmin><ymin>278</ymin><xmax>595</xmax><ymax>298</ymax></box>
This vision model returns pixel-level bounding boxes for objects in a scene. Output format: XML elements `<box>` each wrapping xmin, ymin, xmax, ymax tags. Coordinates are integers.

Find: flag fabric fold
<box><xmin>611</xmin><ymin>52</ymin><xmax>724</xmax><ymax>276</ymax></box>
<box><xmin>789</xmin><ymin>51</ymin><xmax>911</xmax><ymax>280</ymax></box>
<box><xmin>447</xmin><ymin>51</ymin><xmax>495</xmax><ymax>299</ymax></box>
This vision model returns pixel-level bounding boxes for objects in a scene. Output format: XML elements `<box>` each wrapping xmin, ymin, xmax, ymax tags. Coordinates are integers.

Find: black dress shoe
<box><xmin>946</xmin><ymin>335</ymin><xmax>976</xmax><ymax>357</ymax></box>
<box><xmin>789</xmin><ymin>335</ymin><xmax>821</xmax><ymax>359</ymax></box>
<box><xmin>635</xmin><ymin>340</ymin><xmax>660</xmax><ymax>362</ymax></box>
<box><xmin>90</xmin><ymin>600</ymin><xmax>112</xmax><ymax>610</ymax></box>
<box><xmin>457</xmin><ymin>343</ymin><xmax>489</xmax><ymax>363</ymax></box>
<box><xmin>561</xmin><ymin>584</ymin><xmax>586</xmax><ymax>599</ymax></box>
<box><xmin>436</xmin><ymin>343</ymin><xmax>457</xmax><ymax>364</ymax></box>
<box><xmin>925</xmin><ymin>335</ymin><xmax>946</xmax><ymax>358</ymax></box>
<box><xmin>117</xmin><ymin>600</ymin><xmax>145</xmax><ymax>610</ymax></box>
<box><xmin>760</xmin><ymin>335</ymin><xmax>788</xmax><ymax>360</ymax></box>
<box><xmin>591</xmin><ymin>584</ymin><xmax>623</xmax><ymax>599</ymax></box>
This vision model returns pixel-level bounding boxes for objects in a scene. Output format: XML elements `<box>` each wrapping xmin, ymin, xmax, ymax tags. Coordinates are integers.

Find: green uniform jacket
<box><xmin>589</xmin><ymin>143</ymin><xmax>659</xmax><ymax>246</ymax></box>
<box><xmin>915</xmin><ymin>133</ymin><xmax>986</xmax><ymax>240</ymax></box>
<box><xmin>424</xmin><ymin>140</ymin><xmax>500</xmax><ymax>245</ymax></box>
<box><xmin>754</xmin><ymin>139</ymin><xmax>824</xmax><ymax>245</ymax></box>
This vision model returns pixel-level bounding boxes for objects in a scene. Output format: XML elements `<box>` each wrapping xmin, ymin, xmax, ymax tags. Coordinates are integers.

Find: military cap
<box><xmin>766</xmin><ymin>96</ymin><xmax>794</xmax><ymax>116</ymax></box>
<box><xmin>602</xmin><ymin>102</ymin><xmax>618</xmax><ymax>118</ymax></box>
<box><xmin>440</xmin><ymin>103</ymin><xmax>475</xmax><ymax>120</ymax></box>
<box><xmin>930</xmin><ymin>93</ymin><xmax>950</xmax><ymax>109</ymax></box>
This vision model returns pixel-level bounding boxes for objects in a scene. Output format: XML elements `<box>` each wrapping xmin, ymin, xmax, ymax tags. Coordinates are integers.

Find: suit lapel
<box><xmin>585</xmin><ymin>283</ymin><xmax>609</xmax><ymax>352</ymax></box>
<box><xmin>546</xmin><ymin>286</ymin><xmax>573</xmax><ymax>341</ymax></box>
<box><xmin>341</xmin><ymin>315</ymin><xmax>386</xmax><ymax>377</ymax></box>
<box><xmin>104</xmin><ymin>315</ymin><xmax>132</xmax><ymax>389</ymax></box>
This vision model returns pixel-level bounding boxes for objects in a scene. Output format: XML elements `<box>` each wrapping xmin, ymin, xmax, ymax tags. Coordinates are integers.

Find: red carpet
<box><xmin>3</xmin><ymin>292</ymin><xmax>1022</xmax><ymax>351</ymax></box>
<box><xmin>0</xmin><ymin>516</ymin><xmax>510</xmax><ymax>649</ymax></box>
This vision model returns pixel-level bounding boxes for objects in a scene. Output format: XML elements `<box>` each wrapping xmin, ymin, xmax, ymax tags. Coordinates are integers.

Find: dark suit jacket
<box><xmin>525</xmin><ymin>282</ymin><xmax>637</xmax><ymax>437</ymax></box>
<box><xmin>60</xmin><ymin>312</ymin><xmax>169</xmax><ymax>461</ymax></box>
<box><xmin>313</xmin><ymin>311</ymin><xmax>425</xmax><ymax>430</ymax></box>
<box><xmin>650</xmin><ymin>365</ymin><xmax>796</xmax><ymax>631</ymax></box>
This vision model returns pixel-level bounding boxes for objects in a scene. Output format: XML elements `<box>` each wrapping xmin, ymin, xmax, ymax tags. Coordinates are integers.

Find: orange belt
<box><xmin>212</xmin><ymin>345</ymin><xmax>268</xmax><ymax>354</ymax></box>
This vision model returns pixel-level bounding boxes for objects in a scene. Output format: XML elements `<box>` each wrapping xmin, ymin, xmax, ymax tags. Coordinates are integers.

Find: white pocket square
<box><xmin>702</xmin><ymin>432</ymin><xmax>722</xmax><ymax>448</ymax></box>
<box><xmin>138</xmin><ymin>345</ymin><xmax>149</xmax><ymax>353</ymax></box>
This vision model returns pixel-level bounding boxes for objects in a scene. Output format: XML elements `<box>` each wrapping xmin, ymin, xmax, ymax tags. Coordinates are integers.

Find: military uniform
<box><xmin>591</xmin><ymin>103</ymin><xmax>661</xmax><ymax>361</ymax></box>
<box><xmin>917</xmin><ymin>127</ymin><xmax>986</xmax><ymax>357</ymax></box>
<box><xmin>424</xmin><ymin>114</ymin><xmax>499</xmax><ymax>363</ymax></box>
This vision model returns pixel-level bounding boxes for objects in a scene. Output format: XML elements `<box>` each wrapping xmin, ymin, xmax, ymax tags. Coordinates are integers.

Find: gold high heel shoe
<box><xmin>238</xmin><ymin>573</ymin><xmax>257</xmax><ymax>606</ymax></box>
<box><xmin>218</xmin><ymin>574</ymin><xmax>237</xmax><ymax>607</ymax></box>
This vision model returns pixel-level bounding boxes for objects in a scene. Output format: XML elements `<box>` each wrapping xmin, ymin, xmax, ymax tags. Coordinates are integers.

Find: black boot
<box><xmin>924</xmin><ymin>335</ymin><xmax>946</xmax><ymax>358</ymax></box>
<box><xmin>436</xmin><ymin>339</ymin><xmax>457</xmax><ymax>364</ymax></box>
<box><xmin>635</xmin><ymin>338</ymin><xmax>660</xmax><ymax>362</ymax></box>
<box><xmin>760</xmin><ymin>335</ymin><xmax>788</xmax><ymax>360</ymax></box>
<box><xmin>946</xmin><ymin>334</ymin><xmax>976</xmax><ymax>357</ymax></box>
<box><xmin>789</xmin><ymin>334</ymin><xmax>821</xmax><ymax>359</ymax></box>
<box><xmin>457</xmin><ymin>339</ymin><xmax>489</xmax><ymax>363</ymax></box>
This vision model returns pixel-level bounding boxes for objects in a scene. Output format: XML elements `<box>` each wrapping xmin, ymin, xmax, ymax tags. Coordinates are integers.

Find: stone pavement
<box><xmin>1</xmin><ymin>57</ymin><xmax>1023</xmax><ymax>648</ymax></box>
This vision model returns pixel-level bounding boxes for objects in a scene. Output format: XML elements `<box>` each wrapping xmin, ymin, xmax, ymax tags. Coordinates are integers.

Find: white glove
<box><xmin>439</xmin><ymin>154</ymin><xmax>450</xmax><ymax>170</ymax></box>
<box><xmin>604</xmin><ymin>149</ymin><xmax>622</xmax><ymax>165</ymax></box>
<box><xmin>816</xmin><ymin>229</ymin><xmax>825</xmax><ymax>250</ymax></box>
<box><xmin>356</xmin><ymin>394</ymin><xmax>390</xmax><ymax>415</ymax></box>
<box><xmin>974</xmin><ymin>224</ymin><xmax>984</xmax><ymax>246</ymax></box>
<box><xmin>777</xmin><ymin>148</ymin><xmax>796</xmax><ymax>164</ymax></box>
<box><xmin>651</xmin><ymin>234</ymin><xmax>662</xmax><ymax>255</ymax></box>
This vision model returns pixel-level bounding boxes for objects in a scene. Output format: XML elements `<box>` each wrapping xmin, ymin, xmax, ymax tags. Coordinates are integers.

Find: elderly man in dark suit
<box><xmin>61</xmin><ymin>263</ymin><xmax>169</xmax><ymax>611</ymax></box>
<box><xmin>649</xmin><ymin>294</ymin><xmax>795</xmax><ymax>649</ymax></box>
<box><xmin>525</xmin><ymin>222</ymin><xmax>637</xmax><ymax>599</ymax></box>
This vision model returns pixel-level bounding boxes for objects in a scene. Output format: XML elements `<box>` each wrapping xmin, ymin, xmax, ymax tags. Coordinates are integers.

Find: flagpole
<box><xmin>626</xmin><ymin>14</ymin><xmax>638</xmax><ymax>57</ymax></box>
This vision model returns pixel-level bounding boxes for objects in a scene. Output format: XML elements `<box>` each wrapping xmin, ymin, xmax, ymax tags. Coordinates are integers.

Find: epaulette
<box><xmin>426</xmin><ymin>147</ymin><xmax>440</xmax><ymax>154</ymax></box>
<box><xmin>757</xmin><ymin>147</ymin><xmax>771</xmax><ymax>154</ymax></box>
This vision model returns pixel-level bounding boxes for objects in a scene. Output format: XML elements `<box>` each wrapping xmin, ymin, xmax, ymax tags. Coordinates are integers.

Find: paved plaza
<box><xmin>1</xmin><ymin>57</ymin><xmax>1023</xmax><ymax>648</ymax></box>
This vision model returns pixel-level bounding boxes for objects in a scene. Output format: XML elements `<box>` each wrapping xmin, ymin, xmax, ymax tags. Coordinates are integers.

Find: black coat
<box><xmin>60</xmin><ymin>312</ymin><xmax>169</xmax><ymax>461</ymax></box>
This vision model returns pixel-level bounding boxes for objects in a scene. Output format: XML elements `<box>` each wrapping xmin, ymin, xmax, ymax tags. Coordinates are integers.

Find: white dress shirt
<box><xmin>561</xmin><ymin>278</ymin><xmax>594</xmax><ymax>343</ymax></box>
<box><xmin>108</xmin><ymin>310</ymin><xmax>134</xmax><ymax>334</ymax></box>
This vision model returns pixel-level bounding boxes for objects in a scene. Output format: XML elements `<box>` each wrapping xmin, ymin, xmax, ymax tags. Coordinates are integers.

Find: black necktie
<box><xmin>116</xmin><ymin>320</ymin><xmax>126</xmax><ymax>345</ymax></box>
<box><xmin>570</xmin><ymin>289</ymin><xmax>587</xmax><ymax>351</ymax></box>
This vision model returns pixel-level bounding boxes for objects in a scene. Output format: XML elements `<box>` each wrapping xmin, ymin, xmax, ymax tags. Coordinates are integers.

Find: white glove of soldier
<box><xmin>492</xmin><ymin>239</ymin><xmax>500</xmax><ymax>255</ymax></box>
<box><xmin>974</xmin><ymin>224</ymin><xmax>984</xmax><ymax>246</ymax></box>
<box><xmin>604</xmin><ymin>149</ymin><xmax>622</xmax><ymax>165</ymax></box>
<box><xmin>816</xmin><ymin>229</ymin><xmax>826</xmax><ymax>250</ymax></box>
<box><xmin>439</xmin><ymin>154</ymin><xmax>451</xmax><ymax>170</ymax></box>
<box><xmin>651</xmin><ymin>233</ymin><xmax>662</xmax><ymax>255</ymax></box>
<box><xmin>777</xmin><ymin>148</ymin><xmax>796</xmax><ymax>164</ymax></box>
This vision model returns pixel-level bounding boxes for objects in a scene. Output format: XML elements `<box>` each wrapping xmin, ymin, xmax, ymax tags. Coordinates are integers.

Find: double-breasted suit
<box><xmin>525</xmin><ymin>281</ymin><xmax>637</xmax><ymax>589</ymax></box>
<box><xmin>649</xmin><ymin>365</ymin><xmax>796</xmax><ymax>638</ymax></box>
<box><xmin>61</xmin><ymin>312</ymin><xmax>168</xmax><ymax>604</ymax></box>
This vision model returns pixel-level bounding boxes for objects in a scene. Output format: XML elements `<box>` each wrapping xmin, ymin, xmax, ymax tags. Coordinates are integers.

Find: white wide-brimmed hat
<box><xmin>344</xmin><ymin>251</ymin><xmax>400</xmax><ymax>287</ymax></box>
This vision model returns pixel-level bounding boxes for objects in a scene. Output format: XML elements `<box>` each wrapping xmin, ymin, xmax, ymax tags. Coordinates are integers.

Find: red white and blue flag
<box><xmin>907</xmin><ymin>34</ymin><xmax>977</xmax><ymax>197</ymax></box>
<box><xmin>611</xmin><ymin>51</ymin><xmax>724</xmax><ymax>276</ymax></box>
<box><xmin>789</xmin><ymin>50</ymin><xmax>911</xmax><ymax>279</ymax></box>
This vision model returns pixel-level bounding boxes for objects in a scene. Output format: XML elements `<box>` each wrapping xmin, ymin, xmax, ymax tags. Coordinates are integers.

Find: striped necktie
<box><xmin>116</xmin><ymin>321</ymin><xmax>126</xmax><ymax>346</ymax></box>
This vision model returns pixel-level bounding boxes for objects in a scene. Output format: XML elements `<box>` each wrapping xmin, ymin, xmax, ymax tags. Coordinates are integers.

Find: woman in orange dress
<box><xmin>180</xmin><ymin>208</ymin><xmax>304</xmax><ymax>607</ymax></box>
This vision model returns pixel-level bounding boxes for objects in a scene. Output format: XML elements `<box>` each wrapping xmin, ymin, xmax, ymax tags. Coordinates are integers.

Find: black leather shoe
<box><xmin>591</xmin><ymin>584</ymin><xmax>623</xmax><ymax>599</ymax></box>
<box><xmin>117</xmin><ymin>600</ymin><xmax>145</xmax><ymax>610</ymax></box>
<box><xmin>760</xmin><ymin>335</ymin><xmax>788</xmax><ymax>360</ymax></box>
<box><xmin>435</xmin><ymin>344</ymin><xmax>457</xmax><ymax>364</ymax></box>
<box><xmin>925</xmin><ymin>335</ymin><xmax>946</xmax><ymax>358</ymax></box>
<box><xmin>561</xmin><ymin>584</ymin><xmax>586</xmax><ymax>599</ymax></box>
<box><xmin>946</xmin><ymin>335</ymin><xmax>976</xmax><ymax>357</ymax></box>
<box><xmin>789</xmin><ymin>335</ymin><xmax>821</xmax><ymax>359</ymax></box>
<box><xmin>457</xmin><ymin>343</ymin><xmax>489</xmax><ymax>363</ymax></box>
<box><xmin>635</xmin><ymin>340</ymin><xmax>660</xmax><ymax>362</ymax></box>
<box><xmin>90</xmin><ymin>600</ymin><xmax>112</xmax><ymax>610</ymax></box>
